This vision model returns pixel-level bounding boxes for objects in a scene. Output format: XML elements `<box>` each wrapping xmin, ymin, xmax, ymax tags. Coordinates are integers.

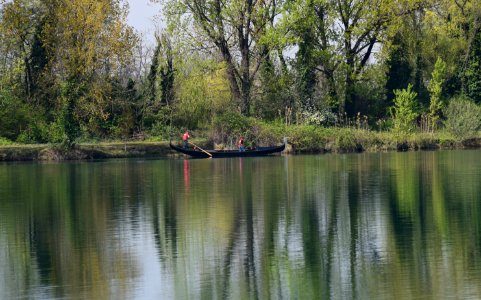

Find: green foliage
<box><xmin>253</xmin><ymin>121</ymin><xmax>285</xmax><ymax>146</ymax></box>
<box><xmin>148</xmin><ymin>105</ymin><xmax>174</xmax><ymax>139</ymax></box>
<box><xmin>148</xmin><ymin>34</ymin><xmax>174</xmax><ymax>106</ymax></box>
<box><xmin>159</xmin><ymin>0</ymin><xmax>284</xmax><ymax>116</ymax></box>
<box><xmin>352</xmin><ymin>65</ymin><xmax>388</xmax><ymax>119</ymax></box>
<box><xmin>172</xmin><ymin>58</ymin><xmax>231</xmax><ymax>130</ymax></box>
<box><xmin>212</xmin><ymin>112</ymin><xmax>252</xmax><ymax>146</ymax></box>
<box><xmin>285</xmin><ymin>125</ymin><xmax>328</xmax><ymax>151</ymax></box>
<box><xmin>2</xmin><ymin>0</ymin><xmax>481</xmax><ymax>145</ymax></box>
<box><xmin>390</xmin><ymin>84</ymin><xmax>419</xmax><ymax>134</ymax></box>
<box><xmin>59</xmin><ymin>80</ymin><xmax>83</xmax><ymax>146</ymax></box>
<box><xmin>255</xmin><ymin>59</ymin><xmax>294</xmax><ymax>120</ymax></box>
<box><xmin>428</xmin><ymin>57</ymin><xmax>447</xmax><ymax>130</ymax></box>
<box><xmin>0</xmin><ymin>137</ymin><xmax>14</xmax><ymax>146</ymax></box>
<box><xmin>385</xmin><ymin>33</ymin><xmax>413</xmax><ymax>106</ymax></box>
<box><xmin>300</xmin><ymin>106</ymin><xmax>337</xmax><ymax>126</ymax></box>
<box><xmin>335</xmin><ymin>129</ymin><xmax>359</xmax><ymax>152</ymax></box>
<box><xmin>294</xmin><ymin>27</ymin><xmax>318</xmax><ymax>109</ymax></box>
<box><xmin>0</xmin><ymin>86</ymin><xmax>28</xmax><ymax>140</ymax></box>
<box><xmin>465</xmin><ymin>33</ymin><xmax>481</xmax><ymax>103</ymax></box>
<box><xmin>443</xmin><ymin>95</ymin><xmax>481</xmax><ymax>141</ymax></box>
<box><xmin>0</xmin><ymin>79</ymin><xmax>53</xmax><ymax>143</ymax></box>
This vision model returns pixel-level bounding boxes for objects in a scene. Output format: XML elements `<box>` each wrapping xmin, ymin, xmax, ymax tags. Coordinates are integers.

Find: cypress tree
<box><xmin>465</xmin><ymin>32</ymin><xmax>481</xmax><ymax>103</ymax></box>
<box><xmin>385</xmin><ymin>33</ymin><xmax>412</xmax><ymax>109</ymax></box>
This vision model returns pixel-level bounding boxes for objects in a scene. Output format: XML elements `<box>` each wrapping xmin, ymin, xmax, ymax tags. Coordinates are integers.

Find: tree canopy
<box><xmin>1</xmin><ymin>0</ymin><xmax>481</xmax><ymax>143</ymax></box>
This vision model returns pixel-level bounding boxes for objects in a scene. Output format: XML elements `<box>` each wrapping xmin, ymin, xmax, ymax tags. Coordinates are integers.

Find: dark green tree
<box><xmin>144</xmin><ymin>34</ymin><xmax>175</xmax><ymax>130</ymax></box>
<box><xmin>256</xmin><ymin>52</ymin><xmax>294</xmax><ymax>120</ymax></box>
<box><xmin>385</xmin><ymin>33</ymin><xmax>413</xmax><ymax>109</ymax></box>
<box><xmin>465</xmin><ymin>32</ymin><xmax>481</xmax><ymax>103</ymax></box>
<box><xmin>296</xmin><ymin>29</ymin><xmax>318</xmax><ymax>110</ymax></box>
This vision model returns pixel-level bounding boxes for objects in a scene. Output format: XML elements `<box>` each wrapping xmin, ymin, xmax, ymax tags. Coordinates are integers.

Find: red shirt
<box><xmin>183</xmin><ymin>132</ymin><xmax>189</xmax><ymax>141</ymax></box>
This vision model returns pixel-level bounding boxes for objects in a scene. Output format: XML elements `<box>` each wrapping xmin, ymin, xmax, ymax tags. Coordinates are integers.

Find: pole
<box><xmin>188</xmin><ymin>141</ymin><xmax>212</xmax><ymax>158</ymax></box>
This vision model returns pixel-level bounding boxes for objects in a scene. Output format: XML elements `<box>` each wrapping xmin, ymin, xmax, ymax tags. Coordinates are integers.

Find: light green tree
<box><xmin>427</xmin><ymin>57</ymin><xmax>447</xmax><ymax>131</ymax></box>
<box><xmin>390</xmin><ymin>84</ymin><xmax>419</xmax><ymax>134</ymax></box>
<box><xmin>157</xmin><ymin>0</ymin><xmax>285</xmax><ymax>116</ymax></box>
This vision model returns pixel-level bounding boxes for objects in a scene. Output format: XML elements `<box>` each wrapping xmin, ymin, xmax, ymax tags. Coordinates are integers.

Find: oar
<box><xmin>188</xmin><ymin>141</ymin><xmax>212</xmax><ymax>158</ymax></box>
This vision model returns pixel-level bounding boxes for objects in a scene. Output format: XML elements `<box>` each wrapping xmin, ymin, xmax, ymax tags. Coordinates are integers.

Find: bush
<box><xmin>335</xmin><ymin>129</ymin><xmax>359</xmax><ymax>152</ymax></box>
<box><xmin>0</xmin><ymin>137</ymin><xmax>14</xmax><ymax>146</ymax></box>
<box><xmin>286</xmin><ymin>125</ymin><xmax>328</xmax><ymax>152</ymax></box>
<box><xmin>0</xmin><ymin>88</ymin><xmax>30</xmax><ymax>140</ymax></box>
<box><xmin>252</xmin><ymin>121</ymin><xmax>284</xmax><ymax>146</ymax></box>
<box><xmin>211</xmin><ymin>112</ymin><xmax>253</xmax><ymax>147</ymax></box>
<box><xmin>390</xmin><ymin>84</ymin><xmax>419</xmax><ymax>134</ymax></box>
<box><xmin>443</xmin><ymin>95</ymin><xmax>481</xmax><ymax>141</ymax></box>
<box><xmin>300</xmin><ymin>107</ymin><xmax>337</xmax><ymax>126</ymax></box>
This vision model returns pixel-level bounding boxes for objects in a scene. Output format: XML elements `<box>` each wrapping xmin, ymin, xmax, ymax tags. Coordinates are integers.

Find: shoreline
<box><xmin>0</xmin><ymin>141</ymin><xmax>175</xmax><ymax>162</ymax></box>
<box><xmin>1</xmin><ymin>137</ymin><xmax>481</xmax><ymax>162</ymax></box>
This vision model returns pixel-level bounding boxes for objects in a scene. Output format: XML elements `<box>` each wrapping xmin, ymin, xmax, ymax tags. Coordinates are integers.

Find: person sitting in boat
<box><xmin>182</xmin><ymin>131</ymin><xmax>190</xmax><ymax>149</ymax></box>
<box><xmin>238</xmin><ymin>136</ymin><xmax>245</xmax><ymax>152</ymax></box>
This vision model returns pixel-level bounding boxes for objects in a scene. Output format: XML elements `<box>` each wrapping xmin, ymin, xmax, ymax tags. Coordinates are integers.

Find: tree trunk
<box><xmin>220</xmin><ymin>43</ymin><xmax>242</xmax><ymax>106</ymax></box>
<box><xmin>240</xmin><ymin>22</ymin><xmax>251</xmax><ymax>116</ymax></box>
<box><xmin>240</xmin><ymin>45</ymin><xmax>250</xmax><ymax>116</ymax></box>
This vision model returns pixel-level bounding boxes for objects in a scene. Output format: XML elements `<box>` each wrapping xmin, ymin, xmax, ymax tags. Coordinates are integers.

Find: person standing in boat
<box><xmin>238</xmin><ymin>136</ymin><xmax>245</xmax><ymax>152</ymax></box>
<box><xmin>183</xmin><ymin>131</ymin><xmax>190</xmax><ymax>149</ymax></box>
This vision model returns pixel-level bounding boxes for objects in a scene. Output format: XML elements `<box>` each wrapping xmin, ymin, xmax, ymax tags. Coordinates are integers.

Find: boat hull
<box><xmin>169</xmin><ymin>143</ymin><xmax>285</xmax><ymax>158</ymax></box>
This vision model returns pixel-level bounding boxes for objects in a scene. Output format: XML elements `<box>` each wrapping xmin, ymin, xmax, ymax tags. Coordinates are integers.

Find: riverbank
<box><xmin>1</xmin><ymin>129</ymin><xmax>481</xmax><ymax>161</ymax></box>
<box><xmin>0</xmin><ymin>141</ymin><xmax>176</xmax><ymax>161</ymax></box>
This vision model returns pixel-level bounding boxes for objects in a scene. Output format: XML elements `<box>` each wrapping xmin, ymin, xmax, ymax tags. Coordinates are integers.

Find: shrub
<box><xmin>335</xmin><ymin>129</ymin><xmax>359</xmax><ymax>152</ymax></box>
<box><xmin>0</xmin><ymin>87</ymin><xmax>30</xmax><ymax>141</ymax></box>
<box><xmin>443</xmin><ymin>95</ymin><xmax>481</xmax><ymax>141</ymax></box>
<box><xmin>390</xmin><ymin>84</ymin><xmax>419</xmax><ymax>134</ymax></box>
<box><xmin>253</xmin><ymin>121</ymin><xmax>284</xmax><ymax>146</ymax></box>
<box><xmin>0</xmin><ymin>137</ymin><xmax>14</xmax><ymax>146</ymax></box>
<box><xmin>286</xmin><ymin>125</ymin><xmax>327</xmax><ymax>152</ymax></box>
<box><xmin>300</xmin><ymin>107</ymin><xmax>337</xmax><ymax>126</ymax></box>
<box><xmin>211</xmin><ymin>112</ymin><xmax>252</xmax><ymax>147</ymax></box>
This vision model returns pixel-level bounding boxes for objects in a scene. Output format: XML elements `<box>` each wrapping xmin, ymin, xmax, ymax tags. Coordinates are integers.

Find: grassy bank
<box><xmin>248</xmin><ymin>125</ymin><xmax>480</xmax><ymax>153</ymax></box>
<box><xmin>1</xmin><ymin>126</ymin><xmax>481</xmax><ymax>161</ymax></box>
<box><xmin>0</xmin><ymin>141</ymin><xmax>176</xmax><ymax>161</ymax></box>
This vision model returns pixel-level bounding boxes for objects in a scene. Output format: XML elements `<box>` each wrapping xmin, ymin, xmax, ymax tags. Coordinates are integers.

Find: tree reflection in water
<box><xmin>2</xmin><ymin>151</ymin><xmax>481</xmax><ymax>299</ymax></box>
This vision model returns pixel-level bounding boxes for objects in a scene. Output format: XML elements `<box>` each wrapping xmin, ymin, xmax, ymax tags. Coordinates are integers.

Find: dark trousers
<box><xmin>183</xmin><ymin>140</ymin><xmax>188</xmax><ymax>149</ymax></box>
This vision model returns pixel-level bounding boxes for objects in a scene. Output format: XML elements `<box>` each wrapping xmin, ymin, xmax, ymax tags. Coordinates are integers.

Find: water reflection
<box><xmin>1</xmin><ymin>151</ymin><xmax>481</xmax><ymax>299</ymax></box>
<box><xmin>183</xmin><ymin>159</ymin><xmax>190</xmax><ymax>192</ymax></box>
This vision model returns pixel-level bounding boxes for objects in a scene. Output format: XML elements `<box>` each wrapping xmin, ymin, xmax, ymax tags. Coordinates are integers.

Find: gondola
<box><xmin>169</xmin><ymin>142</ymin><xmax>285</xmax><ymax>158</ymax></box>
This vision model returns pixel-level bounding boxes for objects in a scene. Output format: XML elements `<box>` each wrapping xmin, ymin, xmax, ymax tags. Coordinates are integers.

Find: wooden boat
<box><xmin>170</xmin><ymin>142</ymin><xmax>285</xmax><ymax>158</ymax></box>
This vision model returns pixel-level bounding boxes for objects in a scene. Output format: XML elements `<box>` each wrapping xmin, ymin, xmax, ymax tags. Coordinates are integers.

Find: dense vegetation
<box><xmin>1</xmin><ymin>0</ymin><xmax>481</xmax><ymax>151</ymax></box>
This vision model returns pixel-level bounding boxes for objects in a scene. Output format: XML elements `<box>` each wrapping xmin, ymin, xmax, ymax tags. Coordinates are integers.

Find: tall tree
<box><xmin>42</xmin><ymin>0</ymin><xmax>136</xmax><ymax>144</ymax></box>
<box><xmin>144</xmin><ymin>33</ymin><xmax>175</xmax><ymax>129</ymax></box>
<box><xmin>385</xmin><ymin>32</ymin><xmax>413</xmax><ymax>107</ymax></box>
<box><xmin>427</xmin><ymin>0</ymin><xmax>481</xmax><ymax>96</ymax></box>
<box><xmin>284</xmin><ymin>0</ymin><xmax>423</xmax><ymax>116</ymax></box>
<box><xmin>465</xmin><ymin>32</ymin><xmax>481</xmax><ymax>103</ymax></box>
<box><xmin>0</xmin><ymin>0</ymin><xmax>47</xmax><ymax>100</ymax></box>
<box><xmin>159</xmin><ymin>0</ymin><xmax>283</xmax><ymax>116</ymax></box>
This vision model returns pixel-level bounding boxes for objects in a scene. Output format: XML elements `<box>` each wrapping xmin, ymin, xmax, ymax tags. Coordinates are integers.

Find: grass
<box><xmin>252</xmin><ymin>123</ymin><xmax>479</xmax><ymax>153</ymax></box>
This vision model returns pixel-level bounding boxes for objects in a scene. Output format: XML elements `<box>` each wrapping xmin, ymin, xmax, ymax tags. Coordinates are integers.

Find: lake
<box><xmin>1</xmin><ymin>150</ymin><xmax>481</xmax><ymax>299</ymax></box>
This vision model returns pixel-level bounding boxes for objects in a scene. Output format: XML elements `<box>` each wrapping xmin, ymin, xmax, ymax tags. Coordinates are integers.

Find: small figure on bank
<box><xmin>238</xmin><ymin>136</ymin><xmax>245</xmax><ymax>152</ymax></box>
<box><xmin>183</xmin><ymin>131</ymin><xmax>190</xmax><ymax>149</ymax></box>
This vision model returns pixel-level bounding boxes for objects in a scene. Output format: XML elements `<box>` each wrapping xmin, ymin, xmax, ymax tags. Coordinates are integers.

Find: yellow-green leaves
<box><xmin>45</xmin><ymin>0</ymin><xmax>136</xmax><ymax>79</ymax></box>
<box><xmin>428</xmin><ymin>57</ymin><xmax>447</xmax><ymax>131</ymax></box>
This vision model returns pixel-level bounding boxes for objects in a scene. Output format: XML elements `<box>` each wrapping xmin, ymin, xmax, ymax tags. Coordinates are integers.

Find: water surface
<box><xmin>1</xmin><ymin>150</ymin><xmax>481</xmax><ymax>299</ymax></box>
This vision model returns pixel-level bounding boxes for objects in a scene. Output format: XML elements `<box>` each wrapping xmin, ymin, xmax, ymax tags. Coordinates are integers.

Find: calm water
<box><xmin>1</xmin><ymin>150</ymin><xmax>481</xmax><ymax>299</ymax></box>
